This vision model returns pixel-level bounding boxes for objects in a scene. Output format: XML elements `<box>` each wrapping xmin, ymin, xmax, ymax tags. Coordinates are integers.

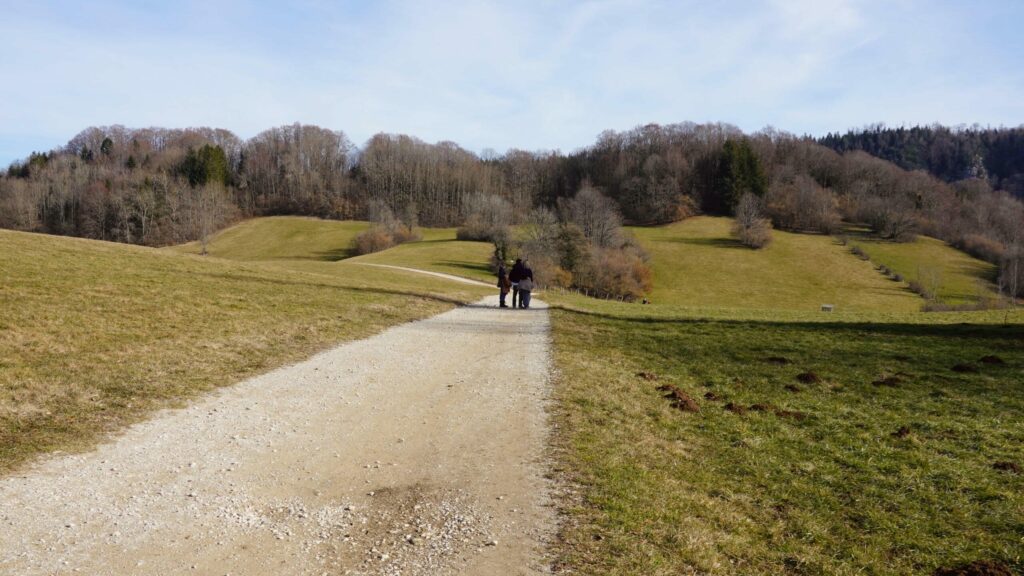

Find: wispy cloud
<box><xmin>1</xmin><ymin>0</ymin><xmax>1022</xmax><ymax>165</ymax></box>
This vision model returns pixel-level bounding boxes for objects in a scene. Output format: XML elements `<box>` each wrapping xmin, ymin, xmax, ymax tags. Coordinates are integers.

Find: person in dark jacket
<box><xmin>497</xmin><ymin>263</ymin><xmax>511</xmax><ymax>308</ymax></box>
<box><xmin>508</xmin><ymin>258</ymin><xmax>526</xmax><ymax>308</ymax></box>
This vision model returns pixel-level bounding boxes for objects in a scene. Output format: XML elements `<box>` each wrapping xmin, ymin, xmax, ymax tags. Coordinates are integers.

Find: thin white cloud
<box><xmin>0</xmin><ymin>0</ymin><xmax>1022</xmax><ymax>165</ymax></box>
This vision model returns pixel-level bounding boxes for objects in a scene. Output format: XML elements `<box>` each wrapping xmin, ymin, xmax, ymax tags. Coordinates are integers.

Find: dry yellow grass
<box><xmin>0</xmin><ymin>229</ymin><xmax>488</xmax><ymax>473</ymax></box>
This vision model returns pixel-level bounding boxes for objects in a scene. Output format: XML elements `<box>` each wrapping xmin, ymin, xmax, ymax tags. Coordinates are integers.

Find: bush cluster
<box><xmin>351</xmin><ymin>200</ymin><xmax>421</xmax><ymax>255</ymax></box>
<box><xmin>732</xmin><ymin>193</ymin><xmax>772</xmax><ymax>249</ymax></box>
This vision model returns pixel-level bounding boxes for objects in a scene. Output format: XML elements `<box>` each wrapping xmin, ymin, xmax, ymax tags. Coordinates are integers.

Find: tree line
<box><xmin>819</xmin><ymin>124</ymin><xmax>1024</xmax><ymax>199</ymax></box>
<box><xmin>1</xmin><ymin>121</ymin><xmax>1022</xmax><ymax>296</ymax></box>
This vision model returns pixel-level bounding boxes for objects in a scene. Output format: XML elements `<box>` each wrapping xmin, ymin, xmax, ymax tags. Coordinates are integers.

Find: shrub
<box><xmin>352</xmin><ymin>227</ymin><xmax>394</xmax><ymax>255</ymax></box>
<box><xmin>576</xmin><ymin>246</ymin><xmax>653</xmax><ymax>300</ymax></box>
<box><xmin>850</xmin><ymin>245</ymin><xmax>870</xmax><ymax>260</ymax></box>
<box><xmin>956</xmin><ymin>233</ymin><xmax>1006</xmax><ymax>264</ymax></box>
<box><xmin>765</xmin><ymin>175</ymin><xmax>841</xmax><ymax>233</ymax></box>
<box><xmin>999</xmin><ymin>245</ymin><xmax>1024</xmax><ymax>298</ymax></box>
<box><xmin>456</xmin><ymin>193</ymin><xmax>512</xmax><ymax>243</ymax></box>
<box><xmin>732</xmin><ymin>193</ymin><xmax>773</xmax><ymax>249</ymax></box>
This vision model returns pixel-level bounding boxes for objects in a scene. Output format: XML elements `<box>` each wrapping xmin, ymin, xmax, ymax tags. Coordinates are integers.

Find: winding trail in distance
<box><xmin>0</xmin><ymin>294</ymin><xmax>555</xmax><ymax>575</ymax></box>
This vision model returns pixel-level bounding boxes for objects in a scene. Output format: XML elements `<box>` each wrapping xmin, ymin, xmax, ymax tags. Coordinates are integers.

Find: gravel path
<box><xmin>0</xmin><ymin>295</ymin><xmax>554</xmax><ymax>575</ymax></box>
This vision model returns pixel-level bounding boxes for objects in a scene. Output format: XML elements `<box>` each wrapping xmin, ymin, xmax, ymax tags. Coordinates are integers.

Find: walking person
<box><xmin>509</xmin><ymin>258</ymin><xmax>526</xmax><ymax>308</ymax></box>
<box><xmin>518</xmin><ymin>261</ymin><xmax>535</xmax><ymax>308</ymax></box>
<box><xmin>497</xmin><ymin>262</ymin><xmax>511</xmax><ymax>308</ymax></box>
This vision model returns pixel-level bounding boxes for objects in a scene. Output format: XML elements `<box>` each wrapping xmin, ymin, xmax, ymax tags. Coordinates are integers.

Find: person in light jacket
<box><xmin>518</xmin><ymin>263</ymin><xmax>535</xmax><ymax>308</ymax></box>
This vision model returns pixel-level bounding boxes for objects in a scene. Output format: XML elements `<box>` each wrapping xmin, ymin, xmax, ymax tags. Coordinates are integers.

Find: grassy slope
<box><xmin>848</xmin><ymin>233</ymin><xmax>999</xmax><ymax>304</ymax></box>
<box><xmin>172</xmin><ymin>216</ymin><xmax>369</xmax><ymax>261</ymax></box>
<box><xmin>629</xmin><ymin>217</ymin><xmax>921</xmax><ymax>313</ymax></box>
<box><xmin>347</xmin><ymin>227</ymin><xmax>494</xmax><ymax>283</ymax></box>
<box><xmin>0</xmin><ymin>229</ymin><xmax>487</xmax><ymax>473</ymax></box>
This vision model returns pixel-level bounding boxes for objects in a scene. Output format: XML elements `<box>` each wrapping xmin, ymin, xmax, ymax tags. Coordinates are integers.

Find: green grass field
<box><xmin>172</xmin><ymin>216</ymin><xmax>369</xmax><ymax>261</ymax></box>
<box><xmin>628</xmin><ymin>217</ymin><xmax>922</xmax><ymax>313</ymax></box>
<box><xmin>0</xmin><ymin>228</ymin><xmax>487</xmax><ymax>473</ymax></box>
<box><xmin>347</xmin><ymin>227</ymin><xmax>494</xmax><ymax>282</ymax></box>
<box><xmin>847</xmin><ymin>232</ymin><xmax>1000</xmax><ymax>304</ymax></box>
<box><xmin>542</xmin><ymin>217</ymin><xmax>1024</xmax><ymax>574</ymax></box>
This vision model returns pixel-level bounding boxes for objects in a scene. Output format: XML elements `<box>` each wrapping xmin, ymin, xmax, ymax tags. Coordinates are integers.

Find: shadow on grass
<box><xmin>186</xmin><ymin>270</ymin><xmax>497</xmax><ymax>311</ymax></box>
<box><xmin>313</xmin><ymin>248</ymin><xmax>356</xmax><ymax>262</ymax></box>
<box><xmin>665</xmin><ymin>237</ymin><xmax>746</xmax><ymax>249</ymax></box>
<box><xmin>548</xmin><ymin>304</ymin><xmax>1024</xmax><ymax>340</ymax></box>
<box><xmin>437</xmin><ymin>260</ymin><xmax>492</xmax><ymax>274</ymax></box>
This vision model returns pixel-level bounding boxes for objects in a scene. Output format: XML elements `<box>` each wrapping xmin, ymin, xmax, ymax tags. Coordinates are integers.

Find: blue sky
<box><xmin>1</xmin><ymin>0</ymin><xmax>1022</xmax><ymax>166</ymax></box>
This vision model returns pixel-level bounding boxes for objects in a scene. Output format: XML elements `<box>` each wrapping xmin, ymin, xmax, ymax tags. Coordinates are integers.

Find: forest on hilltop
<box><xmin>819</xmin><ymin>124</ymin><xmax>1024</xmax><ymax>198</ymax></box>
<box><xmin>1</xmin><ymin>121</ymin><xmax>1022</xmax><ymax>295</ymax></box>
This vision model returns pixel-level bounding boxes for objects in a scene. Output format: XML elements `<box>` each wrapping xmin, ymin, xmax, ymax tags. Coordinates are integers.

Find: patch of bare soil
<box><xmin>872</xmin><ymin>375</ymin><xmax>903</xmax><ymax>387</ymax></box>
<box><xmin>932</xmin><ymin>560</ymin><xmax>1015</xmax><ymax>576</ymax></box>
<box><xmin>724</xmin><ymin>402</ymin><xmax>747</xmax><ymax>416</ymax></box>
<box><xmin>636</xmin><ymin>371</ymin><xmax>658</xmax><ymax>381</ymax></box>
<box><xmin>796</xmin><ymin>372</ymin><xmax>821</xmax><ymax>384</ymax></box>
<box><xmin>764</xmin><ymin>356</ymin><xmax>791</xmax><ymax>365</ymax></box>
<box><xmin>992</xmin><ymin>461</ymin><xmax>1021</xmax><ymax>474</ymax></box>
<box><xmin>703</xmin><ymin>391</ymin><xmax>720</xmax><ymax>401</ymax></box>
<box><xmin>774</xmin><ymin>409</ymin><xmax>808</xmax><ymax>421</ymax></box>
<box><xmin>951</xmin><ymin>363</ymin><xmax>979</xmax><ymax>373</ymax></box>
<box><xmin>784</xmin><ymin>384</ymin><xmax>801</xmax><ymax>393</ymax></box>
<box><xmin>892</xmin><ymin>426</ymin><xmax>912</xmax><ymax>438</ymax></box>
<box><xmin>656</xmin><ymin>384</ymin><xmax>700</xmax><ymax>413</ymax></box>
<box><xmin>978</xmin><ymin>355</ymin><xmax>1006</xmax><ymax>365</ymax></box>
<box><xmin>749</xmin><ymin>403</ymin><xmax>774</xmax><ymax>412</ymax></box>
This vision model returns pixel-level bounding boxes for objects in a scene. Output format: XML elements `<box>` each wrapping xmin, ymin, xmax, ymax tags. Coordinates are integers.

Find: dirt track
<box><xmin>0</xmin><ymin>295</ymin><xmax>554</xmax><ymax>575</ymax></box>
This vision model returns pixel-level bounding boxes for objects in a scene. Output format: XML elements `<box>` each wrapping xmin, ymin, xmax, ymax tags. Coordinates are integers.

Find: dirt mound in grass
<box><xmin>893</xmin><ymin>426</ymin><xmax>911</xmax><ymax>438</ymax></box>
<box><xmin>704</xmin><ymin>391</ymin><xmax>719</xmax><ymax>401</ymax></box>
<box><xmin>784</xmin><ymin>384</ymin><xmax>801</xmax><ymax>393</ymax></box>
<box><xmin>951</xmin><ymin>363</ymin><xmax>979</xmax><ymax>373</ymax></box>
<box><xmin>749</xmin><ymin>403</ymin><xmax>774</xmax><ymax>412</ymax></box>
<box><xmin>932</xmin><ymin>560</ymin><xmax>1015</xmax><ymax>576</ymax></box>
<box><xmin>872</xmin><ymin>376</ymin><xmax>903</xmax><ymax>387</ymax></box>
<box><xmin>992</xmin><ymin>461</ymin><xmax>1021</xmax><ymax>474</ymax></box>
<box><xmin>637</xmin><ymin>371</ymin><xmax>658</xmax><ymax>381</ymax></box>
<box><xmin>764</xmin><ymin>356</ymin><xmax>791</xmax><ymax>365</ymax></box>
<box><xmin>979</xmin><ymin>355</ymin><xmax>1005</xmax><ymax>365</ymax></box>
<box><xmin>796</xmin><ymin>372</ymin><xmax>821</xmax><ymax>384</ymax></box>
<box><xmin>656</xmin><ymin>384</ymin><xmax>699</xmax><ymax>413</ymax></box>
<box><xmin>775</xmin><ymin>409</ymin><xmax>807</xmax><ymax>421</ymax></box>
<box><xmin>724</xmin><ymin>402</ymin><xmax>747</xmax><ymax>415</ymax></box>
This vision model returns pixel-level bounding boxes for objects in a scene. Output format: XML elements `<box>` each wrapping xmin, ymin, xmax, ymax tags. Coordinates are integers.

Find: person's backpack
<box><xmin>519</xmin><ymin>277</ymin><xmax>534</xmax><ymax>291</ymax></box>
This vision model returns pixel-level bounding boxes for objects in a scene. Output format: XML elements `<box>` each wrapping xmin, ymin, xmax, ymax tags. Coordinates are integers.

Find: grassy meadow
<box><xmin>0</xmin><ymin>228</ymin><xmax>487</xmax><ymax>473</ymax></box>
<box><xmin>847</xmin><ymin>232</ymin><xmax>1000</xmax><ymax>305</ymax></box>
<box><xmin>3</xmin><ymin>214</ymin><xmax>1022</xmax><ymax>574</ymax></box>
<box><xmin>628</xmin><ymin>217</ymin><xmax>922</xmax><ymax>313</ymax></box>
<box><xmin>549</xmin><ymin>305</ymin><xmax>1024</xmax><ymax>574</ymax></box>
<box><xmin>171</xmin><ymin>215</ymin><xmax>369</xmax><ymax>261</ymax></box>
<box><xmin>347</xmin><ymin>226</ymin><xmax>495</xmax><ymax>283</ymax></box>
<box><xmin>541</xmin><ymin>218</ymin><xmax>1024</xmax><ymax>574</ymax></box>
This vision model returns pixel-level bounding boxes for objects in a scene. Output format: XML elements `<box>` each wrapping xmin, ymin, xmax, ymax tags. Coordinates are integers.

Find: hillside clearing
<box><xmin>628</xmin><ymin>217</ymin><xmax>921</xmax><ymax>312</ymax></box>
<box><xmin>847</xmin><ymin>232</ymin><xmax>1000</xmax><ymax>304</ymax></box>
<box><xmin>171</xmin><ymin>216</ymin><xmax>369</xmax><ymax>261</ymax></box>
